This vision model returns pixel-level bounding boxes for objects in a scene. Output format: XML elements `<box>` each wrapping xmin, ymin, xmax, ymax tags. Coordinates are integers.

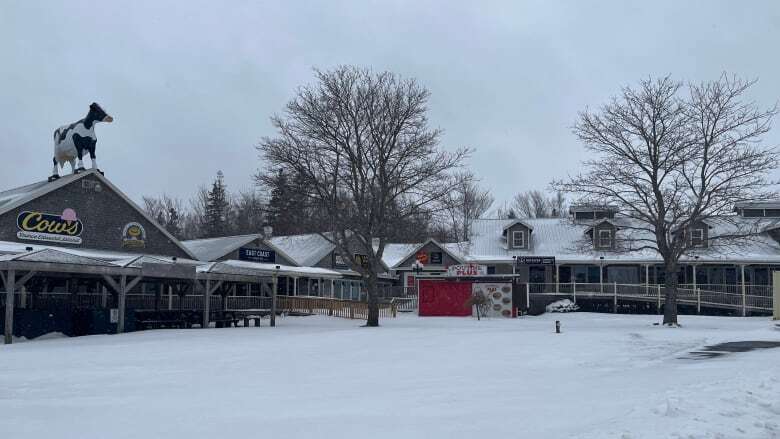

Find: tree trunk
<box><xmin>662</xmin><ymin>263</ymin><xmax>679</xmax><ymax>326</ymax></box>
<box><xmin>365</xmin><ymin>274</ymin><xmax>380</xmax><ymax>327</ymax></box>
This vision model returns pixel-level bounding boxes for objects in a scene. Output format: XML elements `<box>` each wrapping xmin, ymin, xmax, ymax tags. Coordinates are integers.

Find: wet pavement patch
<box><xmin>682</xmin><ymin>341</ymin><xmax>780</xmax><ymax>360</ymax></box>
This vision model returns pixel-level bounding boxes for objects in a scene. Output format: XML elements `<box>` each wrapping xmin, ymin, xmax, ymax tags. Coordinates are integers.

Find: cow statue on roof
<box><xmin>49</xmin><ymin>102</ymin><xmax>113</xmax><ymax>181</ymax></box>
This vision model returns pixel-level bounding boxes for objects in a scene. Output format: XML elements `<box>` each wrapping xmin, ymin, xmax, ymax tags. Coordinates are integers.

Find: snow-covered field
<box><xmin>2</xmin><ymin>313</ymin><xmax>779</xmax><ymax>439</ymax></box>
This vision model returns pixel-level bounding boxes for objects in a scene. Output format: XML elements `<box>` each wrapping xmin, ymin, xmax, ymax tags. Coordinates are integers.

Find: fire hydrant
<box><xmin>555</xmin><ymin>320</ymin><xmax>561</xmax><ymax>334</ymax></box>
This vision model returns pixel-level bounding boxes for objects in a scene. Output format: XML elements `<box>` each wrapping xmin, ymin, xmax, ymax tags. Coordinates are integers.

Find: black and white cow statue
<box><xmin>50</xmin><ymin>102</ymin><xmax>113</xmax><ymax>181</ymax></box>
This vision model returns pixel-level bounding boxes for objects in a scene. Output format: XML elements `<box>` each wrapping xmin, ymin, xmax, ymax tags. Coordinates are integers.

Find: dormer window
<box><xmin>598</xmin><ymin>229</ymin><xmax>612</xmax><ymax>248</ymax></box>
<box><xmin>512</xmin><ymin>230</ymin><xmax>525</xmax><ymax>248</ymax></box>
<box><xmin>691</xmin><ymin>228</ymin><xmax>705</xmax><ymax>247</ymax></box>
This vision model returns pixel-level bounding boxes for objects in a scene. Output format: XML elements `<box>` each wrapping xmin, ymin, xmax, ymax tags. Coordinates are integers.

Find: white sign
<box><xmin>447</xmin><ymin>263</ymin><xmax>487</xmax><ymax>277</ymax></box>
<box><xmin>473</xmin><ymin>283</ymin><xmax>513</xmax><ymax>318</ymax></box>
<box><xmin>110</xmin><ymin>308</ymin><xmax>119</xmax><ymax>323</ymax></box>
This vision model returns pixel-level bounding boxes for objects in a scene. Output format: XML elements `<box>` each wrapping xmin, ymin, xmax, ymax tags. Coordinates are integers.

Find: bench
<box><xmin>243</xmin><ymin>315</ymin><xmax>263</xmax><ymax>327</ymax></box>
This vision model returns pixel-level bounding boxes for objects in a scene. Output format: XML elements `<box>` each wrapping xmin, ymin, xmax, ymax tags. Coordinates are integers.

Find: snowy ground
<box><xmin>2</xmin><ymin>313</ymin><xmax>780</xmax><ymax>439</ymax></box>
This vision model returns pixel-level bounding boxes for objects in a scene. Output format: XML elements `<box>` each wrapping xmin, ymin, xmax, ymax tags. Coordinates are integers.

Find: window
<box><xmin>598</xmin><ymin>229</ymin><xmax>612</xmax><ymax>248</ymax></box>
<box><xmin>512</xmin><ymin>230</ymin><xmax>525</xmax><ymax>248</ymax></box>
<box><xmin>487</xmin><ymin>266</ymin><xmax>496</xmax><ymax>275</ymax></box>
<box><xmin>691</xmin><ymin>228</ymin><xmax>705</xmax><ymax>247</ymax></box>
<box><xmin>429</xmin><ymin>251</ymin><xmax>443</xmax><ymax>265</ymax></box>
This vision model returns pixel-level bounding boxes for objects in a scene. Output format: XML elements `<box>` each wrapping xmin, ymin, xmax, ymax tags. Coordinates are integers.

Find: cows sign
<box><xmin>16</xmin><ymin>210</ymin><xmax>83</xmax><ymax>244</ymax></box>
<box><xmin>447</xmin><ymin>263</ymin><xmax>487</xmax><ymax>277</ymax></box>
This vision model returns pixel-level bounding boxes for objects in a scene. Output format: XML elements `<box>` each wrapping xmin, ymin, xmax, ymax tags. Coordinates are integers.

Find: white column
<box><xmin>330</xmin><ymin>279</ymin><xmax>334</xmax><ymax>298</ymax></box>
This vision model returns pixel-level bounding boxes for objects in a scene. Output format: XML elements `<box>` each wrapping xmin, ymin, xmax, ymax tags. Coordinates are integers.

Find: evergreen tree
<box><xmin>205</xmin><ymin>171</ymin><xmax>230</xmax><ymax>237</ymax></box>
<box><xmin>166</xmin><ymin>207</ymin><xmax>181</xmax><ymax>238</ymax></box>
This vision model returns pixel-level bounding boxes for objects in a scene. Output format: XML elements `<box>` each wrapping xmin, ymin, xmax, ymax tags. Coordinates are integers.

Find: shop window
<box><xmin>487</xmin><ymin>266</ymin><xmax>496</xmax><ymax>275</ymax></box>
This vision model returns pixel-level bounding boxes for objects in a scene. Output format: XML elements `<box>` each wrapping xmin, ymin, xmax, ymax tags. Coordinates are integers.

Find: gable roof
<box><xmin>0</xmin><ymin>170</ymin><xmax>198</xmax><ymax>260</ymax></box>
<box><xmin>267</xmin><ymin>233</ymin><xmax>335</xmax><ymax>267</ymax></box>
<box><xmin>182</xmin><ymin>234</ymin><xmax>262</xmax><ymax>262</ymax></box>
<box><xmin>502</xmin><ymin>219</ymin><xmax>534</xmax><ymax>232</ymax></box>
<box><xmin>390</xmin><ymin>238</ymin><xmax>466</xmax><ymax>268</ymax></box>
<box><xmin>583</xmin><ymin>218</ymin><xmax>620</xmax><ymax>233</ymax></box>
<box><xmin>181</xmin><ymin>233</ymin><xmax>300</xmax><ymax>265</ymax></box>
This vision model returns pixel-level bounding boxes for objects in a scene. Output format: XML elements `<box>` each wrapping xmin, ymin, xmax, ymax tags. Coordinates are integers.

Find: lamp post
<box><xmin>411</xmin><ymin>260</ymin><xmax>424</xmax><ymax>296</ymax></box>
<box><xmin>271</xmin><ymin>265</ymin><xmax>279</xmax><ymax>327</ymax></box>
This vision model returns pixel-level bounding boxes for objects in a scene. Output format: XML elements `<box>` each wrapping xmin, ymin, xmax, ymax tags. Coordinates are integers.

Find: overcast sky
<box><xmin>2</xmin><ymin>1</ymin><xmax>779</xmax><ymax>209</ymax></box>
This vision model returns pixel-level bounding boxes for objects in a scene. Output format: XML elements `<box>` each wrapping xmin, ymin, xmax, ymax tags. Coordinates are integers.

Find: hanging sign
<box><xmin>16</xmin><ymin>209</ymin><xmax>83</xmax><ymax>244</ymax></box>
<box><xmin>515</xmin><ymin>256</ymin><xmax>556</xmax><ymax>266</ymax></box>
<box><xmin>239</xmin><ymin>247</ymin><xmax>276</xmax><ymax>263</ymax></box>
<box><xmin>121</xmin><ymin>222</ymin><xmax>146</xmax><ymax>248</ymax></box>
<box><xmin>447</xmin><ymin>263</ymin><xmax>487</xmax><ymax>277</ymax></box>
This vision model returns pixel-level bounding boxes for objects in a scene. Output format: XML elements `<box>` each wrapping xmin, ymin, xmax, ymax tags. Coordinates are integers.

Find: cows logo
<box><xmin>122</xmin><ymin>222</ymin><xmax>146</xmax><ymax>248</ymax></box>
<box><xmin>16</xmin><ymin>209</ymin><xmax>83</xmax><ymax>244</ymax></box>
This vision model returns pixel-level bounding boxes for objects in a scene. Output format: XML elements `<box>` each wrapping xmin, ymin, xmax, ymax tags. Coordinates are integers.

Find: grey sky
<box><xmin>2</xmin><ymin>1</ymin><xmax>779</xmax><ymax>209</ymax></box>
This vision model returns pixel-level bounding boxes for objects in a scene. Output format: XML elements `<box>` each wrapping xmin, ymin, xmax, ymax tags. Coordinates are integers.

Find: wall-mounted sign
<box><xmin>16</xmin><ymin>210</ymin><xmax>83</xmax><ymax>244</ymax></box>
<box><xmin>447</xmin><ymin>263</ymin><xmax>487</xmax><ymax>277</ymax></box>
<box><xmin>121</xmin><ymin>222</ymin><xmax>146</xmax><ymax>248</ymax></box>
<box><xmin>354</xmin><ymin>253</ymin><xmax>369</xmax><ymax>268</ymax></box>
<box><xmin>429</xmin><ymin>251</ymin><xmax>443</xmax><ymax>265</ymax></box>
<box><xmin>515</xmin><ymin>256</ymin><xmax>555</xmax><ymax>266</ymax></box>
<box><xmin>239</xmin><ymin>247</ymin><xmax>275</xmax><ymax>263</ymax></box>
<box><xmin>334</xmin><ymin>254</ymin><xmax>349</xmax><ymax>269</ymax></box>
<box><xmin>416</xmin><ymin>251</ymin><xmax>428</xmax><ymax>264</ymax></box>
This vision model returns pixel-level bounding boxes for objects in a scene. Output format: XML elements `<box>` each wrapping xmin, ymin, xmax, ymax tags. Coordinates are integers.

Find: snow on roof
<box><xmin>465</xmin><ymin>217</ymin><xmax>780</xmax><ymax>263</ymax></box>
<box><xmin>203</xmin><ymin>259</ymin><xmax>341</xmax><ymax>278</ymax></box>
<box><xmin>267</xmin><ymin>233</ymin><xmax>335</xmax><ymax>267</ymax></box>
<box><xmin>0</xmin><ymin>170</ymin><xmax>198</xmax><ymax>260</ymax></box>
<box><xmin>381</xmin><ymin>243</ymin><xmax>421</xmax><ymax>268</ymax></box>
<box><xmin>181</xmin><ymin>234</ymin><xmax>263</xmax><ymax>262</ymax></box>
<box><xmin>0</xmin><ymin>240</ymin><xmax>202</xmax><ymax>266</ymax></box>
<box><xmin>502</xmin><ymin>219</ymin><xmax>534</xmax><ymax>231</ymax></box>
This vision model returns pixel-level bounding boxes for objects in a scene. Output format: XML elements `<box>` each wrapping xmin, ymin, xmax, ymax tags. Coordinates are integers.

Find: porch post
<box><xmin>613</xmin><ymin>281</ymin><xmax>618</xmax><ymax>313</ymax></box>
<box><xmin>692</xmin><ymin>264</ymin><xmax>697</xmax><ymax>293</ymax></box>
<box><xmin>117</xmin><ymin>275</ymin><xmax>127</xmax><ymax>334</ymax></box>
<box><xmin>600</xmin><ymin>264</ymin><xmax>604</xmax><ymax>294</ymax></box>
<box><xmin>4</xmin><ymin>269</ymin><xmax>16</xmax><ymax>344</ymax></box>
<box><xmin>740</xmin><ymin>264</ymin><xmax>746</xmax><ymax>317</ymax></box>
<box><xmin>330</xmin><ymin>279</ymin><xmax>335</xmax><ymax>298</ymax></box>
<box><xmin>271</xmin><ymin>270</ymin><xmax>278</xmax><ymax>328</ymax></box>
<box><xmin>203</xmin><ymin>279</ymin><xmax>211</xmax><ymax>329</ymax></box>
<box><xmin>645</xmin><ymin>264</ymin><xmax>649</xmax><ymax>297</ymax></box>
<box><xmin>555</xmin><ymin>264</ymin><xmax>560</xmax><ymax>294</ymax></box>
<box><xmin>293</xmin><ymin>277</ymin><xmax>298</xmax><ymax>296</ymax></box>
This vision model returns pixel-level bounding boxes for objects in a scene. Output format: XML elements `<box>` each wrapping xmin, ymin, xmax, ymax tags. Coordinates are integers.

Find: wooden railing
<box><xmin>278</xmin><ymin>296</ymin><xmax>397</xmax><ymax>320</ymax></box>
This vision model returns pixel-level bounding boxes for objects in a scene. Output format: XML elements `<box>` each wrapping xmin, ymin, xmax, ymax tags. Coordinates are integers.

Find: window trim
<box><xmin>512</xmin><ymin>230</ymin><xmax>525</xmax><ymax>248</ymax></box>
<box><xmin>598</xmin><ymin>229</ymin><xmax>612</xmax><ymax>248</ymax></box>
<box><xmin>691</xmin><ymin>228</ymin><xmax>705</xmax><ymax>247</ymax></box>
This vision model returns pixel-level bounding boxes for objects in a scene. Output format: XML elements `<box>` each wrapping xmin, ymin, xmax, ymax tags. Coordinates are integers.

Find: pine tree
<box><xmin>166</xmin><ymin>207</ymin><xmax>181</xmax><ymax>238</ymax></box>
<box><xmin>205</xmin><ymin>171</ymin><xmax>230</xmax><ymax>237</ymax></box>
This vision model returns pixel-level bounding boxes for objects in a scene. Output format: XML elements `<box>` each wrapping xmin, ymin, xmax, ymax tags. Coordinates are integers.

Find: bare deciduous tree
<box><xmin>554</xmin><ymin>75</ymin><xmax>778</xmax><ymax>325</ymax></box>
<box><xmin>512</xmin><ymin>190</ymin><xmax>566</xmax><ymax>218</ymax></box>
<box><xmin>258</xmin><ymin>66</ymin><xmax>469</xmax><ymax>326</ymax></box>
<box><xmin>439</xmin><ymin>172</ymin><xmax>494</xmax><ymax>241</ymax></box>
